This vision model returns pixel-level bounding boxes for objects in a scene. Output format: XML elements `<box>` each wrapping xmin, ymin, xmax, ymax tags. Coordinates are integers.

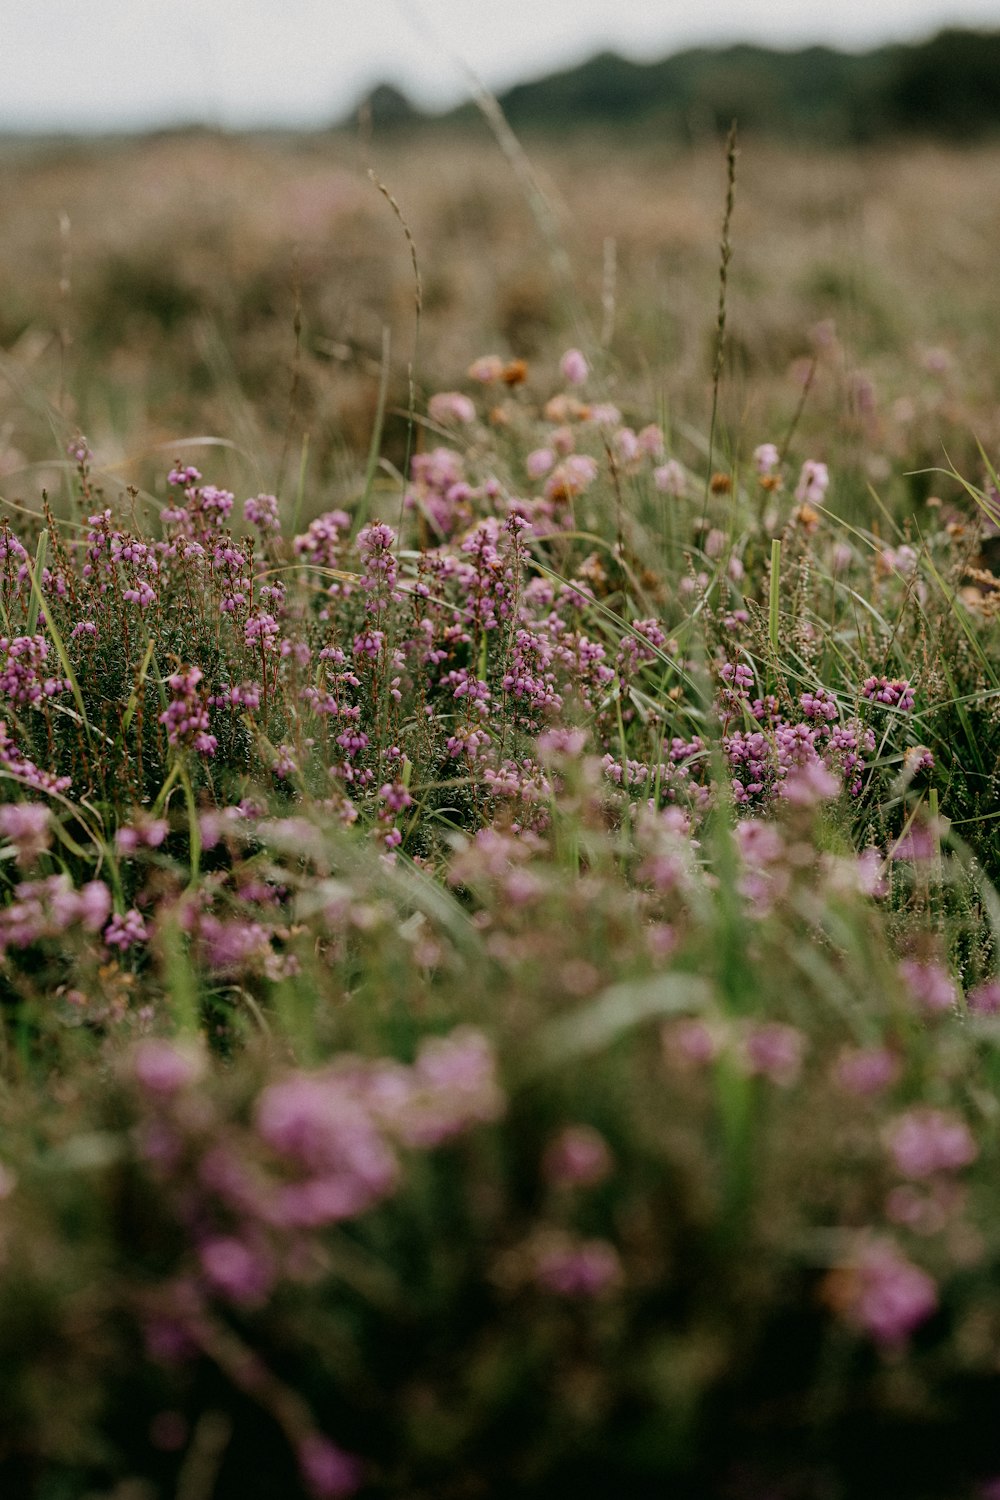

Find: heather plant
<box><xmin>6</xmin><ymin>133</ymin><xmax>1000</xmax><ymax>1500</ymax></box>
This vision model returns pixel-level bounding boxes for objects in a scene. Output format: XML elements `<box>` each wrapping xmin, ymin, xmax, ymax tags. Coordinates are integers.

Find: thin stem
<box><xmin>703</xmin><ymin>121</ymin><xmax>739</xmax><ymax>521</ymax></box>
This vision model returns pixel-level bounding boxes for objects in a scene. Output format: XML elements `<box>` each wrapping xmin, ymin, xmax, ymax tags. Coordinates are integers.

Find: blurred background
<box><xmin>3</xmin><ymin>1</ymin><xmax>1000</xmax><ymax>518</ymax></box>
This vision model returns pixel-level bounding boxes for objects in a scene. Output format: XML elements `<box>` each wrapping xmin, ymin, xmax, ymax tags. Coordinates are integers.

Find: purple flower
<box><xmin>653</xmin><ymin>459</ymin><xmax>686</xmax><ymax>496</ymax></box>
<box><xmin>753</xmin><ymin>442</ymin><xmax>780</xmax><ymax>476</ymax></box>
<box><xmin>197</xmin><ymin>914</ymin><xmax>271</xmax><ymax>975</ymax></box>
<box><xmin>891</xmin><ymin>824</ymin><xmax>936</xmax><ymax>862</ymax></box>
<box><xmin>780</xmin><ymin>759</ymin><xmax>841</xmax><ymax>805</ymax></box>
<box><xmin>662</xmin><ymin>1018</ymin><xmax>720</xmax><ymax>1069</ymax></box>
<box><xmin>293</xmin><ymin>509</ymin><xmax>351</xmax><ymax>570</ymax></box>
<box><xmin>898</xmin><ymin>959</ymin><xmax>956</xmax><ymax>1015</ymax></box>
<box><xmin>862</xmin><ymin>675</ymin><xmax>915</xmax><ymax>712</ymax></box>
<box><xmin>968</xmin><ymin>980</ymin><xmax>1000</xmax><ymax>1015</ymax></box>
<box><xmin>77</xmin><ymin>880</ymin><xmax>113</xmax><ymax>931</ymax></box>
<box><xmin>467</xmin><ymin>354</ymin><xmax>503</xmax><ymax>383</ymax></box>
<box><xmin>542</xmin><ymin>1125</ymin><xmax>613</xmax><ymax>1188</ymax></box>
<box><xmin>104</xmin><ymin>907</ymin><xmax>148</xmax><ymax>951</ymax></box>
<box><xmin>357</xmin><ymin>521</ymin><xmax>398</xmax><ymax>605</ymax></box>
<box><xmin>0</xmin><ymin>635</ymin><xmax>68</xmax><ymax>706</ymax></box>
<box><xmin>395</xmin><ymin>1028</ymin><xmax>505</xmax><ymax>1147</ymax></box>
<box><xmin>245</xmin><ymin>612</ymin><xmax>280</xmax><ymax>652</ymax></box>
<box><xmin>833</xmin><ymin>1046</ymin><xmax>900</xmax><ymax>1097</ymax></box>
<box><xmin>167</xmin><ymin>463</ymin><xmax>202</xmax><ymax>487</ymax></box>
<box><xmin>272</xmin><ymin>744</ymin><xmax>298</xmax><ymax>779</ymax></box>
<box><xmin>159</xmin><ymin>666</ymin><xmax>217</xmax><ymax>757</ymax></box>
<box><xmin>199</xmin><ymin>1236</ymin><xmax>274</xmax><ymax>1307</ymax></box>
<box><xmin>560</xmin><ymin>347</ymin><xmax>589</xmax><ymax>386</ymax></box>
<box><xmin>297</xmin><ymin>1435</ymin><xmax>363</xmax><ymax>1499</ymax></box>
<box><xmin>884</xmin><ymin>1109</ymin><xmax>977</xmax><ymax>1178</ymax></box>
<box><xmin>843</xmin><ymin>1240</ymin><xmax>937</xmax><ymax>1346</ymax></box>
<box><xmin>428</xmin><ymin>391</ymin><xmax>476</xmax><ymax>425</ymax></box>
<box><xmin>794</xmin><ymin>459</ymin><xmax>829</xmax><ymax>505</ymax></box>
<box><xmin>256</xmin><ymin>1072</ymin><xmax>399</xmax><ymax>1226</ymax></box>
<box><xmin>534</xmin><ymin>1235</ymin><xmax>621</xmax><ymax>1297</ymax></box>
<box><xmin>800</xmin><ymin>686</ymin><xmax>838</xmax><ymax>722</ymax></box>
<box><xmin>544</xmin><ymin>455</ymin><xmax>597</xmax><ymax>501</ymax></box>
<box><xmin>0</xmin><ymin>802</ymin><xmax>50</xmax><ymax>866</ymax></box>
<box><xmin>244</xmin><ymin>492</ymin><xmax>280</xmax><ymax>532</ymax></box>
<box><xmin>636</xmin><ymin>423</ymin><xmax>664</xmax><ymax>457</ymax></box>
<box><xmin>880</xmin><ymin>544</ymin><xmax>918</xmax><ymax>577</ymax></box>
<box><xmin>132</xmin><ymin>1039</ymin><xmax>204</xmax><ymax>1097</ymax></box>
<box><xmin>526</xmin><ymin>447</ymin><xmax>555</xmax><ymax>479</ymax></box>
<box><xmin>742</xmin><ymin>1022</ymin><xmax>805</xmax><ymax>1086</ymax></box>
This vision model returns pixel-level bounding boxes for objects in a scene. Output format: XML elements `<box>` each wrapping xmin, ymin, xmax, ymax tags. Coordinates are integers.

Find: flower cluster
<box><xmin>159</xmin><ymin>666</ymin><xmax>218</xmax><ymax>756</ymax></box>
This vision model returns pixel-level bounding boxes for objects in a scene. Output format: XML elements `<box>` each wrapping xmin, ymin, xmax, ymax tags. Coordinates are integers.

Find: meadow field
<box><xmin>2</xmin><ymin>123</ymin><xmax>1000</xmax><ymax>1498</ymax></box>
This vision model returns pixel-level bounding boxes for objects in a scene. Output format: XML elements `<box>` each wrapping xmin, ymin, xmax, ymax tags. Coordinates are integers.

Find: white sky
<box><xmin>3</xmin><ymin>0</ymin><xmax>1000</xmax><ymax>132</ymax></box>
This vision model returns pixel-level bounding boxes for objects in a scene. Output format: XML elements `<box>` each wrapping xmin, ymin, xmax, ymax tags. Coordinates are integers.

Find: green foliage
<box><xmin>405</xmin><ymin>31</ymin><xmax>1000</xmax><ymax>144</ymax></box>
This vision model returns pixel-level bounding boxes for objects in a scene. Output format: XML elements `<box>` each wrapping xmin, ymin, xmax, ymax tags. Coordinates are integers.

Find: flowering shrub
<box><xmin>1</xmin><ymin>331</ymin><xmax>1000</xmax><ymax>1500</ymax></box>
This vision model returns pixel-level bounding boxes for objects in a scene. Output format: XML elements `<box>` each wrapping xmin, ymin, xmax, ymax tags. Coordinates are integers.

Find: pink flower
<box><xmin>968</xmin><ymin>980</ymin><xmax>1000</xmax><ymax>1015</ymax></box>
<box><xmin>891</xmin><ymin>824</ymin><xmax>935</xmax><ymax>861</ymax></box>
<box><xmin>293</xmin><ymin>509</ymin><xmax>351</xmax><ymax>569</ymax></box>
<box><xmin>244</xmin><ymin>612</ymin><xmax>280</xmax><ymax>653</ymax></box>
<box><xmin>199</xmin><ymin>1236</ymin><xmax>274</xmax><ymax>1307</ymax></box>
<box><xmin>244</xmin><ymin>492</ymin><xmax>280</xmax><ymax>532</ymax></box>
<box><xmin>0</xmin><ymin>634</ymin><xmax>68</xmax><ymax>706</ymax></box>
<box><xmin>584</xmin><ymin>401</ymin><xmax>621</xmax><ymax>426</ymax></box>
<box><xmin>833</xmin><ymin>1046</ymin><xmax>900</xmax><ymax>1097</ymax></box>
<box><xmin>256</xmin><ymin>1074</ymin><xmax>397</xmax><ymax>1204</ymax></box>
<box><xmin>537</xmin><ymin>726</ymin><xmax>587</xmax><ymax>758</ymax></box>
<box><xmin>104</xmin><ymin>908</ymin><xmax>148</xmax><ymax>951</ymax></box>
<box><xmin>542</xmin><ymin>1125</ymin><xmax>613</xmax><ymax>1188</ymax></box>
<box><xmin>297</xmin><ymin>1435</ymin><xmax>363</xmax><ymax>1498</ymax></box>
<box><xmin>0</xmin><ymin>802</ymin><xmax>50</xmax><ymax>866</ymax></box>
<box><xmin>884</xmin><ymin>1108</ymin><xmax>977</xmax><ymax>1178</ymax></box>
<box><xmin>534</xmin><ymin>1235</ymin><xmax>621</xmax><ymax>1297</ymax></box>
<box><xmin>159</xmin><ymin>666</ymin><xmax>217</xmax><ymax>757</ymax></box>
<box><xmin>780</xmin><ymin>760</ymin><xmax>841</xmax><ymax>805</ymax></box>
<box><xmin>197</xmin><ymin>914</ymin><xmax>271</xmax><ymax>975</ymax></box>
<box><xmin>132</xmin><ymin>1039</ymin><xmax>204</xmax><ymax>1097</ymax></box>
<box><xmin>703</xmin><ymin>526</ymin><xmax>726</xmax><ymax>558</ymax></box>
<box><xmin>880</xmin><ymin>544</ymin><xmax>918</xmax><ymax>576</ymax></box>
<box><xmin>526</xmin><ymin>448</ymin><xmax>554</xmax><ymax>479</ymax></box>
<box><xmin>467</xmin><ymin>354</ymin><xmax>504</xmax><ymax>384</ymax></box>
<box><xmin>844</xmin><ymin>1240</ymin><xmax>937</xmax><ymax>1345</ymax></box>
<box><xmin>753</xmin><ymin>442</ymin><xmax>780</xmax><ymax>475</ymax></box>
<box><xmin>898</xmin><ymin>960</ymin><xmax>956</xmax><ymax>1015</ymax></box>
<box><xmin>742</xmin><ymin>1022</ymin><xmax>805</xmax><ymax>1086</ymax></box>
<box><xmin>78</xmin><ymin>880</ymin><xmax>113</xmax><ymax>931</ymax></box>
<box><xmin>116</xmin><ymin>817</ymin><xmax>168</xmax><ymax>855</ymax></box>
<box><xmin>862</xmin><ymin>675</ymin><xmax>915</xmax><ymax>712</ymax></box>
<box><xmin>543</xmin><ymin>454</ymin><xmax>598</xmax><ymax>501</ymax></box>
<box><xmin>560</xmin><ymin>348</ymin><xmax>589</xmax><ymax>386</ymax></box>
<box><xmin>885</xmin><ymin>1180</ymin><xmax>963</xmax><ymax>1236</ymax></box>
<box><xmin>662</xmin><ymin>1018</ymin><xmax>720</xmax><ymax>1069</ymax></box>
<box><xmin>794</xmin><ymin>459</ymin><xmax>829</xmax><ymax>505</ymax></box>
<box><xmin>614</xmin><ymin>427</ymin><xmax>639</xmax><ymax>463</ymax></box>
<box><xmin>428</xmin><ymin>391</ymin><xmax>476</xmax><ymax>425</ymax></box>
<box><xmin>396</xmin><ymin>1028</ymin><xmax>505</xmax><ymax>1147</ymax></box>
<box><xmin>653</xmin><ymin>459</ymin><xmax>686</xmax><ymax>497</ymax></box>
<box><xmin>851</xmin><ymin>848</ymin><xmax>886</xmax><ymax>896</ymax></box>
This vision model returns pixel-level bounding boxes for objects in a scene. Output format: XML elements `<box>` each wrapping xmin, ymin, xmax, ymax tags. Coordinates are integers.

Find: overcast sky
<box><xmin>3</xmin><ymin>0</ymin><xmax>999</xmax><ymax>132</ymax></box>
